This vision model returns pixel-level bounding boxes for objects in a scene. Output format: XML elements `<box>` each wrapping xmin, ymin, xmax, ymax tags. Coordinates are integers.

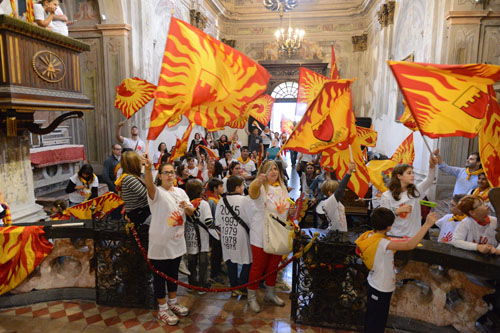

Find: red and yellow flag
<box><xmin>0</xmin><ymin>226</ymin><xmax>53</xmax><ymax>295</ymax></box>
<box><xmin>284</xmin><ymin>80</ymin><xmax>356</xmax><ymax>154</ymax></box>
<box><xmin>115</xmin><ymin>77</ymin><xmax>157</xmax><ymax>119</ymax></box>
<box><xmin>198</xmin><ymin>144</ymin><xmax>218</xmax><ymax>160</ymax></box>
<box><xmin>398</xmin><ymin>100</ymin><xmax>418</xmax><ymax>131</ymax></box>
<box><xmin>169</xmin><ymin>122</ymin><xmax>194</xmax><ymax>162</ymax></box>
<box><xmin>330</xmin><ymin>44</ymin><xmax>340</xmax><ymax>80</ymax></box>
<box><xmin>479</xmin><ymin>86</ymin><xmax>500</xmax><ymax>187</ymax></box>
<box><xmin>367</xmin><ymin>133</ymin><xmax>415</xmax><ymax>192</ymax></box>
<box><xmin>67</xmin><ymin>192</ymin><xmax>124</xmax><ymax>220</ymax></box>
<box><xmin>320</xmin><ymin>136</ymin><xmax>370</xmax><ymax>198</ymax></box>
<box><xmin>227</xmin><ymin>95</ymin><xmax>275</xmax><ymax>129</ymax></box>
<box><xmin>149</xmin><ymin>18</ymin><xmax>270</xmax><ymax>139</ymax></box>
<box><xmin>25</xmin><ymin>0</ymin><xmax>35</xmax><ymax>23</ymax></box>
<box><xmin>388</xmin><ymin>61</ymin><xmax>500</xmax><ymax>138</ymax></box>
<box><xmin>297</xmin><ymin>67</ymin><xmax>330</xmax><ymax>106</ymax></box>
<box><xmin>355</xmin><ymin>126</ymin><xmax>377</xmax><ymax>147</ymax></box>
<box><xmin>1</xmin><ymin>203</ymin><xmax>12</xmax><ymax>226</ymax></box>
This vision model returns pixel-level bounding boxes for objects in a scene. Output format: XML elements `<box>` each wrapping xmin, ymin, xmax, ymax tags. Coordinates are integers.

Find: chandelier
<box><xmin>263</xmin><ymin>0</ymin><xmax>299</xmax><ymax>13</ymax></box>
<box><xmin>274</xmin><ymin>13</ymin><xmax>304</xmax><ymax>57</ymax></box>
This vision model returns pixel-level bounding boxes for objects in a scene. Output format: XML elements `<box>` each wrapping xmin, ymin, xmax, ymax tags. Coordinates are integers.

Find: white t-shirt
<box><xmin>435</xmin><ymin>214</ymin><xmax>461</xmax><ymax>243</ymax></box>
<box><xmin>239</xmin><ymin>158</ymin><xmax>256</xmax><ymax>177</ymax></box>
<box><xmin>452</xmin><ymin>216</ymin><xmax>499</xmax><ymax>251</ymax></box>
<box><xmin>367</xmin><ymin>237</ymin><xmax>396</xmax><ymax>293</ymax></box>
<box><xmin>185</xmin><ymin>200</ymin><xmax>212</xmax><ymax>254</ymax></box>
<box><xmin>381</xmin><ymin>168</ymin><xmax>435</xmax><ymax>237</ymax></box>
<box><xmin>248</xmin><ymin>184</ymin><xmax>290</xmax><ymax>248</ymax></box>
<box><xmin>186</xmin><ymin>166</ymin><xmax>199</xmax><ymax>178</ymax></box>
<box><xmin>219</xmin><ymin>158</ymin><xmax>238</xmax><ymax>169</ymax></box>
<box><xmin>122</xmin><ymin>137</ymin><xmax>146</xmax><ymax>155</ymax></box>
<box><xmin>147</xmin><ymin>186</ymin><xmax>191</xmax><ymax>260</ymax></box>
<box><xmin>52</xmin><ymin>6</ymin><xmax>68</xmax><ymax>36</ymax></box>
<box><xmin>68</xmin><ymin>174</ymin><xmax>98</xmax><ymax>204</ymax></box>
<box><xmin>215</xmin><ymin>194</ymin><xmax>252</xmax><ymax>264</ymax></box>
<box><xmin>317</xmin><ymin>195</ymin><xmax>347</xmax><ymax>231</ymax></box>
<box><xmin>34</xmin><ymin>4</ymin><xmax>50</xmax><ymax>27</ymax></box>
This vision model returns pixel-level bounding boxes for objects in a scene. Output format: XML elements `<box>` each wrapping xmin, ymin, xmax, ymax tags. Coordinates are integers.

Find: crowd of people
<box><xmin>2</xmin><ymin>120</ymin><xmax>499</xmax><ymax>330</ymax></box>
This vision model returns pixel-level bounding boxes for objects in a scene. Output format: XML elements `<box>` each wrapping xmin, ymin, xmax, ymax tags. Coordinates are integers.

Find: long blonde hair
<box><xmin>258</xmin><ymin>160</ymin><xmax>287</xmax><ymax>192</ymax></box>
<box><xmin>121</xmin><ymin>151</ymin><xmax>142</xmax><ymax>177</ymax></box>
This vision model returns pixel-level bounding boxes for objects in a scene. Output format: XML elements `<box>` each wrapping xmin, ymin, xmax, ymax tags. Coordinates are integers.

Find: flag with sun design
<box><xmin>388</xmin><ymin>61</ymin><xmax>500</xmax><ymax>138</ymax></box>
<box><xmin>115</xmin><ymin>77</ymin><xmax>157</xmax><ymax>119</ymax></box>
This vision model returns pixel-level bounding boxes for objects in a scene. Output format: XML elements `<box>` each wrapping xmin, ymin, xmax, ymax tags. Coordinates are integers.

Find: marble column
<box><xmin>0</xmin><ymin>135</ymin><xmax>46</xmax><ymax>223</ymax></box>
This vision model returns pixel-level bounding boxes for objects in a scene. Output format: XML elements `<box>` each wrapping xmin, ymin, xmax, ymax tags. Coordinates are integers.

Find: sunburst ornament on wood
<box><xmin>32</xmin><ymin>50</ymin><xmax>66</xmax><ymax>83</ymax></box>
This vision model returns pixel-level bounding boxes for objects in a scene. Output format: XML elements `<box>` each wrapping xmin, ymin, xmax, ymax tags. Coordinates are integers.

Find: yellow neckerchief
<box><xmin>1</xmin><ymin>203</ymin><xmax>12</xmax><ymax>225</ymax></box>
<box><xmin>355</xmin><ymin>231</ymin><xmax>390</xmax><ymax>270</ymax></box>
<box><xmin>238</xmin><ymin>156</ymin><xmax>249</xmax><ymax>164</ymax></box>
<box><xmin>114</xmin><ymin>163</ymin><xmax>121</xmax><ymax>177</ymax></box>
<box><xmin>114</xmin><ymin>173</ymin><xmax>130</xmax><ymax>195</ymax></box>
<box><xmin>270</xmin><ymin>181</ymin><xmax>281</xmax><ymax>187</ymax></box>
<box><xmin>466</xmin><ymin>167</ymin><xmax>483</xmax><ymax>180</ymax></box>
<box><xmin>79</xmin><ymin>173</ymin><xmax>96</xmax><ymax>187</ymax></box>
<box><xmin>472</xmin><ymin>187</ymin><xmax>490</xmax><ymax>202</ymax></box>
<box><xmin>448</xmin><ymin>214</ymin><xmax>466</xmax><ymax>222</ymax></box>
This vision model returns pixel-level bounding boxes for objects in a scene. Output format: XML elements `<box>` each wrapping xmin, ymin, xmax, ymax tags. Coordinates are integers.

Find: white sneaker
<box><xmin>179</xmin><ymin>260</ymin><xmax>191</xmax><ymax>276</ymax></box>
<box><xmin>169</xmin><ymin>302</ymin><xmax>189</xmax><ymax>317</ymax></box>
<box><xmin>157</xmin><ymin>309</ymin><xmax>179</xmax><ymax>326</ymax></box>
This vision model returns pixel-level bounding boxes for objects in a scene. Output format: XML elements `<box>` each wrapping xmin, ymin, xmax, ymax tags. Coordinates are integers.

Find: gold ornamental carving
<box><xmin>32</xmin><ymin>50</ymin><xmax>66</xmax><ymax>83</ymax></box>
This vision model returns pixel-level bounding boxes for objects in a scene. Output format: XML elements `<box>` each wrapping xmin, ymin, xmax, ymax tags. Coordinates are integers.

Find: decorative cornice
<box><xmin>352</xmin><ymin>34</ymin><xmax>368</xmax><ymax>52</ymax></box>
<box><xmin>377</xmin><ymin>1</ymin><xmax>395</xmax><ymax>28</ymax></box>
<box><xmin>445</xmin><ymin>10</ymin><xmax>500</xmax><ymax>24</ymax></box>
<box><xmin>96</xmin><ymin>24</ymin><xmax>131</xmax><ymax>36</ymax></box>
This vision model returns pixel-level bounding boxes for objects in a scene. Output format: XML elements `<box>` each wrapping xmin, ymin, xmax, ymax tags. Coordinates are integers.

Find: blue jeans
<box><xmin>226</xmin><ymin>260</ymin><xmax>251</xmax><ymax>288</ymax></box>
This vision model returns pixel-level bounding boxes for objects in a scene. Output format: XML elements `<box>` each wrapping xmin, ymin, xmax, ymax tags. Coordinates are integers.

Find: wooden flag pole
<box><xmin>348</xmin><ymin>144</ymin><xmax>356</xmax><ymax>172</ymax></box>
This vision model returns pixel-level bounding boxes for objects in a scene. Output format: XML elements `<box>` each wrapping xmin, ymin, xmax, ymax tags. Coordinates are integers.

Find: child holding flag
<box><xmin>356</xmin><ymin>207</ymin><xmax>437</xmax><ymax>333</ymax></box>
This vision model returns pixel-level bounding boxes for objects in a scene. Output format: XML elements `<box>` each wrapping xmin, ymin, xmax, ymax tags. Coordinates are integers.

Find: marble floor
<box><xmin>0</xmin><ymin>284</ymin><xmax>347</xmax><ymax>333</ymax></box>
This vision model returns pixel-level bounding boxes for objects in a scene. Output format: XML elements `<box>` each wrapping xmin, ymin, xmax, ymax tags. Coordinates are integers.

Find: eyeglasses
<box><xmin>113</xmin><ymin>148</ymin><xmax>122</xmax><ymax>151</ymax></box>
<box><xmin>160</xmin><ymin>171</ymin><xmax>175</xmax><ymax>175</ymax></box>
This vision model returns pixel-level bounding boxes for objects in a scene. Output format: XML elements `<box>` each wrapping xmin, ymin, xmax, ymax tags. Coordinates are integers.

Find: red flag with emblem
<box><xmin>226</xmin><ymin>95</ymin><xmax>275</xmax><ymax>129</ymax></box>
<box><xmin>479</xmin><ymin>86</ymin><xmax>500</xmax><ymax>187</ymax></box>
<box><xmin>388</xmin><ymin>61</ymin><xmax>500</xmax><ymax>138</ymax></box>
<box><xmin>284</xmin><ymin>80</ymin><xmax>356</xmax><ymax>154</ymax></box>
<box><xmin>148</xmin><ymin>18</ymin><xmax>270</xmax><ymax>139</ymax></box>
<box><xmin>67</xmin><ymin>192</ymin><xmax>124</xmax><ymax>220</ymax></box>
<box><xmin>320</xmin><ymin>136</ymin><xmax>370</xmax><ymax>198</ymax></box>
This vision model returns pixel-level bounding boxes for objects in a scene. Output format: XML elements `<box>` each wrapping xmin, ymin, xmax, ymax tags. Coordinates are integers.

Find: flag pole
<box><xmin>348</xmin><ymin>144</ymin><xmax>356</xmax><ymax>172</ymax></box>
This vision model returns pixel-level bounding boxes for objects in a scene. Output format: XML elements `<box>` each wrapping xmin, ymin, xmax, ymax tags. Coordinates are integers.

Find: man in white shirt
<box><xmin>116</xmin><ymin>121</ymin><xmax>146</xmax><ymax>155</ymax></box>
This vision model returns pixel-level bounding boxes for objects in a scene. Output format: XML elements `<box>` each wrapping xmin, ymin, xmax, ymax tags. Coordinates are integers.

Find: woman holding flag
<box><xmin>381</xmin><ymin>154</ymin><xmax>438</xmax><ymax>237</ymax></box>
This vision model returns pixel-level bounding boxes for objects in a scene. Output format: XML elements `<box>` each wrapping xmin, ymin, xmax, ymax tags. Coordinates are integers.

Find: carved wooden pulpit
<box><xmin>0</xmin><ymin>15</ymin><xmax>92</xmax><ymax>137</ymax></box>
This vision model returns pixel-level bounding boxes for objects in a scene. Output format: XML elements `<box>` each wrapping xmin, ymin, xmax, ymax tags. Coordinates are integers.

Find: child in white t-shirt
<box><xmin>355</xmin><ymin>207</ymin><xmax>437</xmax><ymax>333</ymax></box>
<box><xmin>184</xmin><ymin>179</ymin><xmax>215</xmax><ymax>293</ymax></box>
<box><xmin>435</xmin><ymin>194</ymin><xmax>466</xmax><ymax>243</ymax></box>
<box><xmin>318</xmin><ymin>180</ymin><xmax>347</xmax><ymax>231</ymax></box>
<box><xmin>452</xmin><ymin>195</ymin><xmax>500</xmax><ymax>255</ymax></box>
<box><xmin>215</xmin><ymin>175</ymin><xmax>252</xmax><ymax>297</ymax></box>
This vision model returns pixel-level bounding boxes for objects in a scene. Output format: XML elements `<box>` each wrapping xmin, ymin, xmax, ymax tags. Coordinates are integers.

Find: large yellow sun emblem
<box><xmin>32</xmin><ymin>51</ymin><xmax>66</xmax><ymax>83</ymax></box>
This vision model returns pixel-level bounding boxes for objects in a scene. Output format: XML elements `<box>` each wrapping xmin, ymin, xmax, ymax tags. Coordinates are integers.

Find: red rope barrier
<box><xmin>131</xmin><ymin>226</ymin><xmax>296</xmax><ymax>293</ymax></box>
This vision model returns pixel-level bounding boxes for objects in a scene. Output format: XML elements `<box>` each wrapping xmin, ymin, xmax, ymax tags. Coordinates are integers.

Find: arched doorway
<box><xmin>270</xmin><ymin>81</ymin><xmax>300</xmax><ymax>135</ymax></box>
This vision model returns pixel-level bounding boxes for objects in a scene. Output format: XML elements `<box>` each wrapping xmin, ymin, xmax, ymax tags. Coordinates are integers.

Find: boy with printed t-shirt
<box><xmin>215</xmin><ymin>175</ymin><xmax>252</xmax><ymax>297</ymax></box>
<box><xmin>185</xmin><ymin>179</ymin><xmax>216</xmax><ymax>293</ymax></box>
<box><xmin>435</xmin><ymin>194</ymin><xmax>466</xmax><ymax>243</ymax></box>
<box><xmin>355</xmin><ymin>207</ymin><xmax>437</xmax><ymax>333</ymax></box>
